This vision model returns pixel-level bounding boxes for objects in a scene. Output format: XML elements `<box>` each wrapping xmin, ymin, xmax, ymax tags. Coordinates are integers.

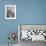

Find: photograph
<box><xmin>5</xmin><ymin>5</ymin><xmax>16</xmax><ymax>19</ymax></box>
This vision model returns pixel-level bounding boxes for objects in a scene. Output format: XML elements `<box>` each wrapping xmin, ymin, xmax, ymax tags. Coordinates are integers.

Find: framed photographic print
<box><xmin>5</xmin><ymin>5</ymin><xmax>16</xmax><ymax>19</ymax></box>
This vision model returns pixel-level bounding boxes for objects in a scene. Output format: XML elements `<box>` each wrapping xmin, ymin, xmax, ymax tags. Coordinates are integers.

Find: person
<box><xmin>7</xmin><ymin>10</ymin><xmax>15</xmax><ymax>18</ymax></box>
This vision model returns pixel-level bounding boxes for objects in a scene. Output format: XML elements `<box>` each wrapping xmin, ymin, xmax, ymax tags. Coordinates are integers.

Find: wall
<box><xmin>0</xmin><ymin>0</ymin><xmax>46</xmax><ymax>44</ymax></box>
<box><xmin>0</xmin><ymin>0</ymin><xmax>18</xmax><ymax>44</ymax></box>
<box><xmin>16</xmin><ymin>0</ymin><xmax>46</xmax><ymax>24</ymax></box>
